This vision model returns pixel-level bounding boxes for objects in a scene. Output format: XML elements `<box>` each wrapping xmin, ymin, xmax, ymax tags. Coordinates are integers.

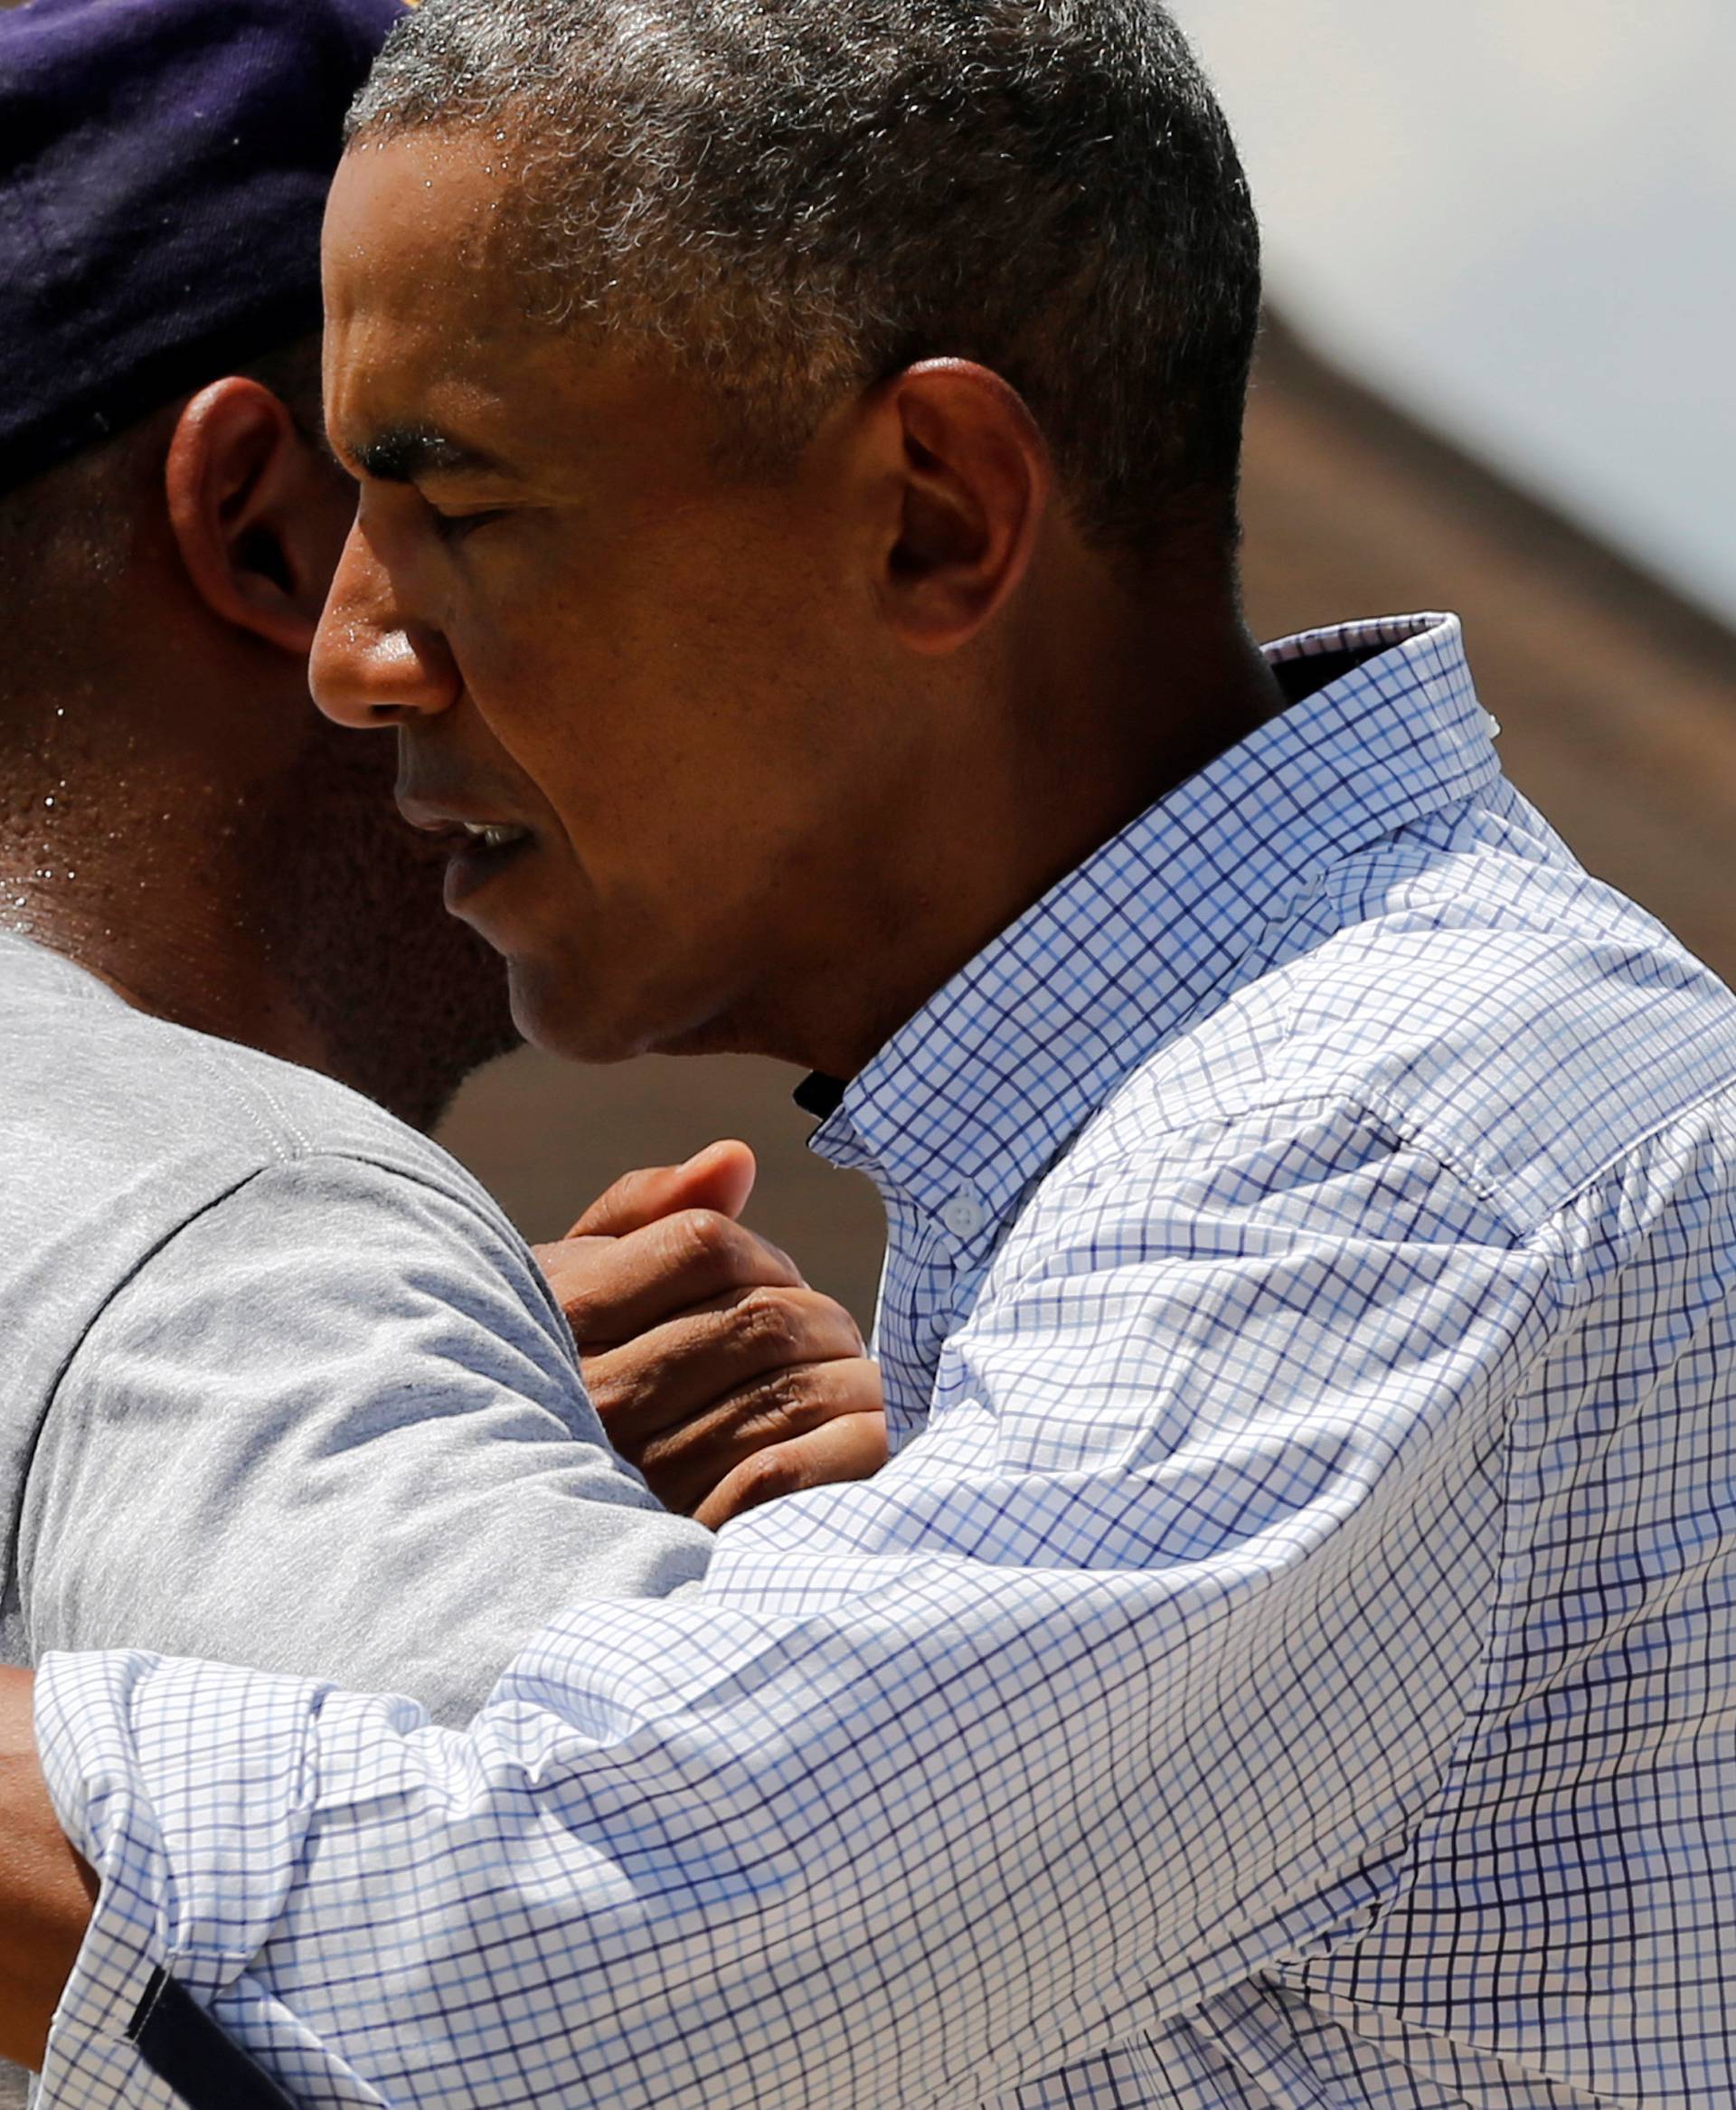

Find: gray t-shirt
<box><xmin>0</xmin><ymin>932</ymin><xmax>710</xmax><ymax>2104</ymax></box>
<box><xmin>0</xmin><ymin>932</ymin><xmax>710</xmax><ymax>1707</ymax></box>
<box><xmin>0</xmin><ymin>932</ymin><xmax>703</xmax><ymax>2106</ymax></box>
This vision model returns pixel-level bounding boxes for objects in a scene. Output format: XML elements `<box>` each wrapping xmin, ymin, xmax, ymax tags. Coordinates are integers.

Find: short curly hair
<box><xmin>349</xmin><ymin>0</ymin><xmax>1262</xmax><ymax>556</ymax></box>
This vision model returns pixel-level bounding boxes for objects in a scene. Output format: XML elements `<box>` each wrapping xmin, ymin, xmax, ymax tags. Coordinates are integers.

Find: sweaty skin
<box><xmin>0</xmin><ymin>374</ymin><xmax>519</xmax><ymax>1132</ymax></box>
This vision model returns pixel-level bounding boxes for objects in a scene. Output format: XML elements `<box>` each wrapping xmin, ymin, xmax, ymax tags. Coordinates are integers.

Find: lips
<box><xmin>441</xmin><ymin>823</ymin><xmax>534</xmax><ymax>910</ymax></box>
<box><xmin>458</xmin><ymin>821</ymin><xmax>531</xmax><ymax>853</ymax></box>
<box><xmin>397</xmin><ymin>798</ymin><xmax>538</xmax><ymax>911</ymax></box>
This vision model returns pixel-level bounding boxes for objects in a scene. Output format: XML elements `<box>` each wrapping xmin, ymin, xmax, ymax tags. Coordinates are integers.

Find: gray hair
<box><xmin>347</xmin><ymin>0</ymin><xmax>1262</xmax><ymax>554</ymax></box>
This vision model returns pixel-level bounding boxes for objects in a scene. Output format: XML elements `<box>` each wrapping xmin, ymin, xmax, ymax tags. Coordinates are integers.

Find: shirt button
<box><xmin>939</xmin><ymin>1190</ymin><xmax>986</xmax><ymax>1241</ymax></box>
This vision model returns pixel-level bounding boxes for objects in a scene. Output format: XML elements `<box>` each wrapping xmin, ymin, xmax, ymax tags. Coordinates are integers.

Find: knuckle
<box><xmin>675</xmin><ymin>1207</ymin><xmax>740</xmax><ymax>1274</ymax></box>
<box><xmin>730</xmin><ymin>1366</ymin><xmax>833</xmax><ymax>1441</ymax></box>
<box><xmin>548</xmin><ymin>1292</ymin><xmax>594</xmax><ymax>1343</ymax></box>
<box><xmin>611</xmin><ymin>1168</ymin><xmax>660</xmax><ymax>1211</ymax></box>
<box><xmin>583</xmin><ymin>1369</ymin><xmax>630</xmax><ymax>1424</ymax></box>
<box><xmin>748</xmin><ymin>1364</ymin><xmax>811</xmax><ymax>1422</ymax></box>
<box><xmin>732</xmin><ymin>1444</ymin><xmax>804</xmax><ymax>1507</ymax></box>
<box><xmin>733</xmin><ymin>1285</ymin><xmax>802</xmax><ymax>1359</ymax></box>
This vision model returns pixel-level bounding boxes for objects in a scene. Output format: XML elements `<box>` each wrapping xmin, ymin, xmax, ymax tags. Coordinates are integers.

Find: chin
<box><xmin>506</xmin><ymin>956</ymin><xmax>660</xmax><ymax>1066</ymax></box>
<box><xmin>507</xmin><ymin>951</ymin><xmax>750</xmax><ymax>1067</ymax></box>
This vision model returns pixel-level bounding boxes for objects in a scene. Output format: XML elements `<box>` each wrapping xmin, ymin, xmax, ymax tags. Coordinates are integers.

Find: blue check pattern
<box><xmin>36</xmin><ymin>612</ymin><xmax>1736</xmax><ymax>2108</ymax></box>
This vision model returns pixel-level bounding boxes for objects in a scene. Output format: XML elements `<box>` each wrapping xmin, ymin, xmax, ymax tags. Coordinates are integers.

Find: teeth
<box><xmin>461</xmin><ymin>822</ymin><xmax>527</xmax><ymax>851</ymax></box>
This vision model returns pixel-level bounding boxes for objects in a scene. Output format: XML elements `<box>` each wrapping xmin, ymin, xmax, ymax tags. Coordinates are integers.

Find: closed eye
<box><xmin>427</xmin><ymin>503</ymin><xmax>509</xmax><ymax>545</ymax></box>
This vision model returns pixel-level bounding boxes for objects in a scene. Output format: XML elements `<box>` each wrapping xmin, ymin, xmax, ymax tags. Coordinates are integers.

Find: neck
<box><xmin>0</xmin><ymin>774</ymin><xmax>337</xmax><ymax>1077</ymax></box>
<box><xmin>788</xmin><ymin>581</ymin><xmax>1286</xmax><ymax>1079</ymax></box>
<box><xmin>1</xmin><ymin>670</ymin><xmax>519</xmax><ymax>1134</ymax></box>
<box><xmin>0</xmin><ymin>801</ymin><xmax>335</xmax><ymax>1080</ymax></box>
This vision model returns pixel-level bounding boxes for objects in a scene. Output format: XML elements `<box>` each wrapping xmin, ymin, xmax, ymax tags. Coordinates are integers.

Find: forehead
<box><xmin>322</xmin><ymin>132</ymin><xmax>537</xmax><ymax>428</ymax></box>
<box><xmin>319</xmin><ymin>132</ymin><xmax>740</xmax><ymax>497</ymax></box>
<box><xmin>324</xmin><ymin>128</ymin><xmax>522</xmax><ymax>310</ymax></box>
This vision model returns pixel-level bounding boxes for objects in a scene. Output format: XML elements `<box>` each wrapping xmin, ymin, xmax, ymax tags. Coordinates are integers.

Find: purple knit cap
<box><xmin>0</xmin><ymin>0</ymin><xmax>407</xmax><ymax>493</ymax></box>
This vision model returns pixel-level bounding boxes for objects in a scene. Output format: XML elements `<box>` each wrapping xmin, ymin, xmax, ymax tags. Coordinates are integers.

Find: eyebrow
<box><xmin>351</xmin><ymin>427</ymin><xmax>517</xmax><ymax>484</ymax></box>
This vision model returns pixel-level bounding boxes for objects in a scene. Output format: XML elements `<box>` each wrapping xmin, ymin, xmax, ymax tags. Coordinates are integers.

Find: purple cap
<box><xmin>0</xmin><ymin>0</ymin><xmax>407</xmax><ymax>495</ymax></box>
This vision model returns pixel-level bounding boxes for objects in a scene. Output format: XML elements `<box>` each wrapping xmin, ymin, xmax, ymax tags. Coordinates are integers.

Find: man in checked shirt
<box><xmin>7</xmin><ymin>0</ymin><xmax>1736</xmax><ymax>2104</ymax></box>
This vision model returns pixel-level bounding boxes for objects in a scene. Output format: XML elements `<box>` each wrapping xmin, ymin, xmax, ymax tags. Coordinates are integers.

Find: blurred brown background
<box><xmin>439</xmin><ymin>318</ymin><xmax>1736</xmax><ymax>1329</ymax></box>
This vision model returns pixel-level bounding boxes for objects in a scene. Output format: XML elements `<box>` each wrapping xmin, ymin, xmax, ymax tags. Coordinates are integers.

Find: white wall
<box><xmin>1175</xmin><ymin>0</ymin><xmax>1736</xmax><ymax>618</ymax></box>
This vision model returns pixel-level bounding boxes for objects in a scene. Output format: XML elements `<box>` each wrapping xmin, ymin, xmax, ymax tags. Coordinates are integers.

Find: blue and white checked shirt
<box><xmin>35</xmin><ymin>612</ymin><xmax>1736</xmax><ymax>2108</ymax></box>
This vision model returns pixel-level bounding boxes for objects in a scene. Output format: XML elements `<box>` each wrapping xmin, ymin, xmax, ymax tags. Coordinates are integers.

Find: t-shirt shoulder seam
<box><xmin>181</xmin><ymin>1042</ymin><xmax>469</xmax><ymax>1201</ymax></box>
<box><xmin>194</xmin><ymin>1141</ymin><xmax>571</xmax><ymax>1365</ymax></box>
<box><xmin>181</xmin><ymin>1035</ymin><xmax>312</xmax><ymax>1162</ymax></box>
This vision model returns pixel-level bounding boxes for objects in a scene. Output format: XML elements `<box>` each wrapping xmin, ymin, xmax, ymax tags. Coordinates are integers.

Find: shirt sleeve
<box><xmin>34</xmin><ymin>1099</ymin><xmax>1553</xmax><ymax>2110</ymax></box>
<box><xmin>19</xmin><ymin>1151</ymin><xmax>710</xmax><ymax>1728</ymax></box>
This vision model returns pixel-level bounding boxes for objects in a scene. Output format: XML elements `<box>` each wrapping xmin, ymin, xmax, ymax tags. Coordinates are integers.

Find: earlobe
<box><xmin>165</xmin><ymin>378</ymin><xmax>354</xmax><ymax>658</ymax></box>
<box><xmin>878</xmin><ymin>360</ymin><xmax>1051</xmax><ymax>656</ymax></box>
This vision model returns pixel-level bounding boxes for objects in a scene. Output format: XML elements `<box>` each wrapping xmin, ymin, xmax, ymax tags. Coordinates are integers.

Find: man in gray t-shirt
<box><xmin>0</xmin><ymin>5</ymin><xmax>883</xmax><ymax>2091</ymax></box>
<box><xmin>0</xmin><ymin>0</ymin><xmax>877</xmax><ymax>1733</ymax></box>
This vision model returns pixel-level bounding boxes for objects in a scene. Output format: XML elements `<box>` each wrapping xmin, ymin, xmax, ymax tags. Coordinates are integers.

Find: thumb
<box><xmin>566</xmin><ymin>1139</ymin><xmax>757</xmax><ymax>1238</ymax></box>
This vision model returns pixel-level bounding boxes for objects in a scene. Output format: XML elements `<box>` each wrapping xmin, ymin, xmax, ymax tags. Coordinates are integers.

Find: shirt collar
<box><xmin>807</xmin><ymin>612</ymin><xmax>1500</xmax><ymax>1233</ymax></box>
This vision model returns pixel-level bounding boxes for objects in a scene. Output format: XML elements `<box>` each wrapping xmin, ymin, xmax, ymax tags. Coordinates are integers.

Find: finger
<box><xmin>542</xmin><ymin>1206</ymin><xmax>803</xmax><ymax>1347</ymax></box>
<box><xmin>695</xmin><ymin>1403</ymin><xmax>891</xmax><ymax>1528</ymax></box>
<box><xmin>642</xmin><ymin>1358</ymin><xmax>883</xmax><ymax>1517</ymax></box>
<box><xmin>565</xmin><ymin>1140</ymin><xmax>756</xmax><ymax>1239</ymax></box>
<box><xmin>584</xmin><ymin>1286</ymin><xmax>866</xmax><ymax>1446</ymax></box>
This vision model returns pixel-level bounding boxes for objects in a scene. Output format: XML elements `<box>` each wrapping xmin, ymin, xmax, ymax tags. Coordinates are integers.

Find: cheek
<box><xmin>462</xmin><ymin>626</ymin><xmax>676</xmax><ymax>823</ymax></box>
<box><xmin>447</xmin><ymin>610</ymin><xmax>593</xmax><ymax>801</ymax></box>
<box><xmin>456</xmin><ymin>540</ymin><xmax>824</xmax><ymax>866</ymax></box>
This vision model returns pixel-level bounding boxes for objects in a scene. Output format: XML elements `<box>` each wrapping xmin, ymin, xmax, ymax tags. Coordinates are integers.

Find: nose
<box><xmin>311</xmin><ymin>518</ymin><xmax>462</xmax><ymax>728</ymax></box>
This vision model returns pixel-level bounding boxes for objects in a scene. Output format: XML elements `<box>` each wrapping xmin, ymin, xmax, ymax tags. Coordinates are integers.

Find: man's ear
<box><xmin>869</xmin><ymin>359</ymin><xmax>1052</xmax><ymax>656</ymax></box>
<box><xmin>164</xmin><ymin>377</ymin><xmax>355</xmax><ymax>656</ymax></box>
